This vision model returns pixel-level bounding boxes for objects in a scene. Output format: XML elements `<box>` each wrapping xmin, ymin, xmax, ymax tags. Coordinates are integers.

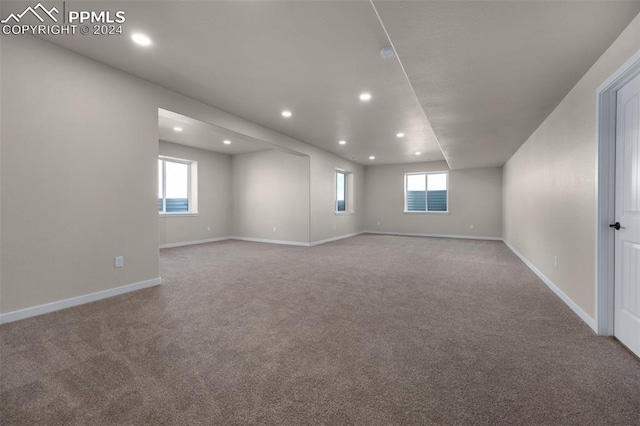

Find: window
<box><xmin>334</xmin><ymin>168</ymin><xmax>354</xmax><ymax>214</ymax></box>
<box><xmin>405</xmin><ymin>172</ymin><xmax>448</xmax><ymax>212</ymax></box>
<box><xmin>336</xmin><ymin>170</ymin><xmax>347</xmax><ymax>212</ymax></box>
<box><xmin>158</xmin><ymin>156</ymin><xmax>197</xmax><ymax>214</ymax></box>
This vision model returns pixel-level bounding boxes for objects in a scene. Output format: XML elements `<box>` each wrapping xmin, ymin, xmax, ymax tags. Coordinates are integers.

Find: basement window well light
<box><xmin>336</xmin><ymin>171</ymin><xmax>347</xmax><ymax>212</ymax></box>
<box><xmin>158</xmin><ymin>156</ymin><xmax>198</xmax><ymax>215</ymax></box>
<box><xmin>335</xmin><ymin>169</ymin><xmax>353</xmax><ymax>214</ymax></box>
<box><xmin>405</xmin><ymin>172</ymin><xmax>448</xmax><ymax>213</ymax></box>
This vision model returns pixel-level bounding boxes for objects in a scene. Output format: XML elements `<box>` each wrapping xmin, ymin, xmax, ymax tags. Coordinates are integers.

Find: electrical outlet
<box><xmin>273</xmin><ymin>227</ymin><xmax>277</xmax><ymax>233</ymax></box>
<box><xmin>377</xmin><ymin>221</ymin><xmax>381</xmax><ymax>226</ymax></box>
<box><xmin>553</xmin><ymin>256</ymin><xmax>558</xmax><ymax>267</ymax></box>
<box><xmin>207</xmin><ymin>226</ymin><xmax>211</xmax><ymax>231</ymax></box>
<box><xmin>470</xmin><ymin>224</ymin><xmax>474</xmax><ymax>229</ymax></box>
<box><xmin>114</xmin><ymin>256</ymin><xmax>124</xmax><ymax>268</ymax></box>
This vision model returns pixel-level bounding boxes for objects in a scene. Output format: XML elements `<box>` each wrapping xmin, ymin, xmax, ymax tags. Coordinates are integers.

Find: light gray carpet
<box><xmin>1</xmin><ymin>235</ymin><xmax>639</xmax><ymax>425</ymax></box>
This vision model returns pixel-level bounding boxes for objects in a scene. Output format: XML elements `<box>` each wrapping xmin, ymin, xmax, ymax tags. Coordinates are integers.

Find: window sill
<box><xmin>159</xmin><ymin>213</ymin><xmax>199</xmax><ymax>218</ymax></box>
<box><xmin>334</xmin><ymin>211</ymin><xmax>355</xmax><ymax>216</ymax></box>
<box><xmin>404</xmin><ymin>211</ymin><xmax>449</xmax><ymax>215</ymax></box>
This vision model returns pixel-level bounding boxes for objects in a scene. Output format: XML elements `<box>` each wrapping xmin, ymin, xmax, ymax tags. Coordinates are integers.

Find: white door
<box><xmin>614</xmin><ymin>71</ymin><xmax>640</xmax><ymax>357</ymax></box>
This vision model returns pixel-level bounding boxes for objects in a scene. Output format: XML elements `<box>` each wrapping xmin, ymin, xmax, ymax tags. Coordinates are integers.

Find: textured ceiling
<box><xmin>373</xmin><ymin>0</ymin><xmax>640</xmax><ymax>169</ymax></box>
<box><xmin>159</xmin><ymin>109</ymin><xmax>273</xmax><ymax>156</ymax></box>
<box><xmin>34</xmin><ymin>0</ymin><xmax>443</xmax><ymax>166</ymax></box>
<box><xmin>16</xmin><ymin>1</ymin><xmax>640</xmax><ymax>169</ymax></box>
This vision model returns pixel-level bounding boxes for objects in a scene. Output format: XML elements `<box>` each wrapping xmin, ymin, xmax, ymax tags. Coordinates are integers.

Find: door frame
<box><xmin>595</xmin><ymin>48</ymin><xmax>640</xmax><ymax>336</ymax></box>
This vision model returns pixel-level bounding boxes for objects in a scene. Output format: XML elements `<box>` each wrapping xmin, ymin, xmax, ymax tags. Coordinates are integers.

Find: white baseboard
<box><xmin>502</xmin><ymin>240</ymin><xmax>597</xmax><ymax>332</ymax></box>
<box><xmin>160</xmin><ymin>237</ymin><xmax>229</xmax><ymax>249</ymax></box>
<box><xmin>0</xmin><ymin>277</ymin><xmax>161</xmax><ymax>324</ymax></box>
<box><xmin>364</xmin><ymin>230</ymin><xmax>502</xmax><ymax>241</ymax></box>
<box><xmin>160</xmin><ymin>234</ymin><xmax>365</xmax><ymax>248</ymax></box>
<box><xmin>229</xmin><ymin>236</ymin><xmax>310</xmax><ymax>247</ymax></box>
<box><xmin>309</xmin><ymin>232</ymin><xmax>364</xmax><ymax>246</ymax></box>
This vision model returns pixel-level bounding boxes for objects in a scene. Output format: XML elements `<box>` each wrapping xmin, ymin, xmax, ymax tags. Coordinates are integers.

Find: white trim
<box><xmin>160</xmin><ymin>237</ymin><xmax>229</xmax><ymax>249</ymax></box>
<box><xmin>309</xmin><ymin>232</ymin><xmax>363</xmax><ymax>247</ymax></box>
<box><xmin>404</xmin><ymin>171</ymin><xmax>449</xmax><ymax>213</ymax></box>
<box><xmin>597</xmin><ymin>48</ymin><xmax>640</xmax><ymax>93</ymax></box>
<box><xmin>403</xmin><ymin>211</ymin><xmax>450</xmax><ymax>215</ymax></box>
<box><xmin>595</xmin><ymin>48</ymin><xmax>640</xmax><ymax>336</ymax></box>
<box><xmin>364</xmin><ymin>230</ymin><xmax>502</xmax><ymax>241</ymax></box>
<box><xmin>158</xmin><ymin>156</ymin><xmax>197</xmax><ymax>215</ymax></box>
<box><xmin>0</xmin><ymin>277</ymin><xmax>161</xmax><ymax>324</ymax></box>
<box><xmin>229</xmin><ymin>236</ymin><xmax>310</xmax><ymax>247</ymax></box>
<box><xmin>334</xmin><ymin>168</ymin><xmax>353</xmax><ymax>215</ymax></box>
<box><xmin>158</xmin><ymin>154</ymin><xmax>192</xmax><ymax>164</ymax></box>
<box><xmin>161</xmin><ymin>234</ymin><xmax>367</xmax><ymax>249</ymax></box>
<box><xmin>503</xmin><ymin>240</ymin><xmax>597</xmax><ymax>332</ymax></box>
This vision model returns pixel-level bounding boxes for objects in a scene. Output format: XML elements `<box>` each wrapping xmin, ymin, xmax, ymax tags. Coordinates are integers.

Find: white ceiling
<box><xmin>26</xmin><ymin>1</ymin><xmax>640</xmax><ymax>169</ymax></box>
<box><xmin>159</xmin><ymin>109</ymin><xmax>273</xmax><ymax>155</ymax></box>
<box><xmin>373</xmin><ymin>0</ymin><xmax>640</xmax><ymax>169</ymax></box>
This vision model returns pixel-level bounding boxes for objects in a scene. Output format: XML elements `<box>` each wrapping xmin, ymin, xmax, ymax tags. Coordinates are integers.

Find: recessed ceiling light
<box><xmin>173</xmin><ymin>126</ymin><xmax>182</xmax><ymax>132</ymax></box>
<box><xmin>359</xmin><ymin>93</ymin><xmax>372</xmax><ymax>102</ymax></box>
<box><xmin>223</xmin><ymin>140</ymin><xmax>231</xmax><ymax>145</ymax></box>
<box><xmin>131</xmin><ymin>33</ymin><xmax>152</xmax><ymax>46</ymax></box>
<box><xmin>339</xmin><ymin>140</ymin><xmax>346</xmax><ymax>145</ymax></box>
<box><xmin>369</xmin><ymin>155</ymin><xmax>375</xmax><ymax>160</ymax></box>
<box><xmin>415</xmin><ymin>152</ymin><xmax>421</xmax><ymax>155</ymax></box>
<box><xmin>396</xmin><ymin>132</ymin><xmax>405</xmax><ymax>138</ymax></box>
<box><xmin>281</xmin><ymin>110</ymin><xmax>292</xmax><ymax>118</ymax></box>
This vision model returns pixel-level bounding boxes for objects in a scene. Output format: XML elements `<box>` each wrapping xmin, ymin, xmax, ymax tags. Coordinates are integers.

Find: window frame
<box><xmin>404</xmin><ymin>171</ymin><xmax>449</xmax><ymax>214</ymax></box>
<box><xmin>158</xmin><ymin>155</ymin><xmax>197</xmax><ymax>216</ymax></box>
<box><xmin>335</xmin><ymin>169</ymin><xmax>347</xmax><ymax>213</ymax></box>
<box><xmin>334</xmin><ymin>168</ymin><xmax>354</xmax><ymax>215</ymax></box>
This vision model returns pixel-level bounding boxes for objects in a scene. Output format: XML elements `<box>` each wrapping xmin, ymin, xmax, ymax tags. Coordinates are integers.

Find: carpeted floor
<box><xmin>1</xmin><ymin>235</ymin><xmax>639</xmax><ymax>425</ymax></box>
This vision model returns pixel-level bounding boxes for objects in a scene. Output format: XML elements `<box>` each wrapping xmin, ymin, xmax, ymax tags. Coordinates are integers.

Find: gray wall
<box><xmin>503</xmin><ymin>13</ymin><xmax>640</xmax><ymax>319</ymax></box>
<box><xmin>158</xmin><ymin>141</ymin><xmax>232</xmax><ymax>246</ymax></box>
<box><xmin>232</xmin><ymin>150</ymin><xmax>310</xmax><ymax>243</ymax></box>
<box><xmin>364</xmin><ymin>161</ymin><xmax>503</xmax><ymax>239</ymax></box>
<box><xmin>2</xmin><ymin>36</ymin><xmax>160</xmax><ymax>314</ymax></box>
<box><xmin>310</xmin><ymin>153</ymin><xmax>364</xmax><ymax>242</ymax></box>
<box><xmin>0</xmin><ymin>35</ymin><xmax>363</xmax><ymax>315</ymax></box>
